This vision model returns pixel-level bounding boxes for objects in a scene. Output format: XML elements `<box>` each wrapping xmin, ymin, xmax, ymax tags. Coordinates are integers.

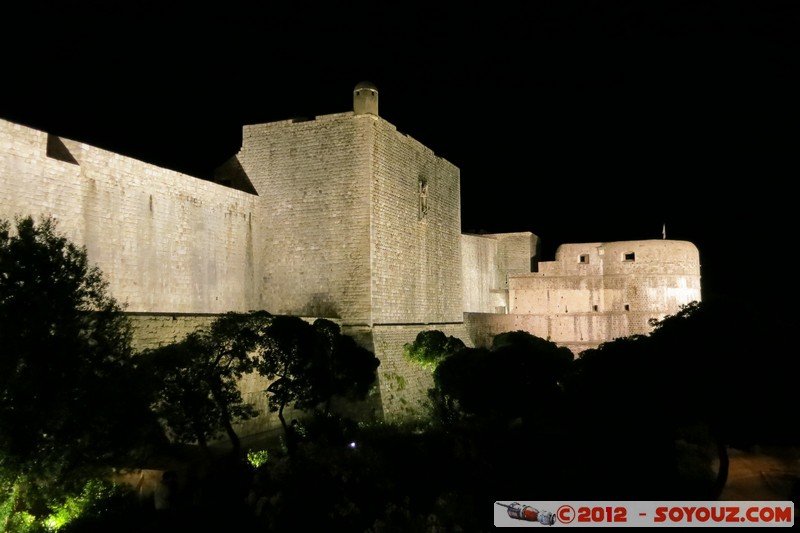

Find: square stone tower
<box><xmin>224</xmin><ymin>83</ymin><xmax>464</xmax><ymax>327</ymax></box>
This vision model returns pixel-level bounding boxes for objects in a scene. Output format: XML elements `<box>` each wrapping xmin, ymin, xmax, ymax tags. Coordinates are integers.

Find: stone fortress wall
<box><xmin>0</xmin><ymin>121</ymin><xmax>262</xmax><ymax>314</ymax></box>
<box><xmin>466</xmin><ymin>239</ymin><xmax>701</xmax><ymax>354</ymax></box>
<box><xmin>214</xmin><ymin>91</ymin><xmax>463</xmax><ymax>326</ymax></box>
<box><xmin>0</xmin><ymin>83</ymin><xmax>701</xmax><ymax>436</ymax></box>
<box><xmin>228</xmin><ymin>113</ymin><xmax>374</xmax><ymax>322</ymax></box>
<box><xmin>368</xmin><ymin>118</ymin><xmax>463</xmax><ymax>325</ymax></box>
<box><xmin>461</xmin><ymin>232</ymin><xmax>541</xmax><ymax>314</ymax></box>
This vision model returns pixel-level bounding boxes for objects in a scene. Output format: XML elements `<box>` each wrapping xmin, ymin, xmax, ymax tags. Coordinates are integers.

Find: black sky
<box><xmin>1</xmin><ymin>1</ymin><xmax>798</xmax><ymax>309</ymax></box>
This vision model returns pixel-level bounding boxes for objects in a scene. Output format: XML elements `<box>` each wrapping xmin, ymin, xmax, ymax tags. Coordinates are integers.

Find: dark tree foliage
<box><xmin>403</xmin><ymin>329</ymin><xmax>466</xmax><ymax>370</ymax></box>
<box><xmin>562</xmin><ymin>299</ymin><xmax>796</xmax><ymax>499</ymax></box>
<box><xmin>254</xmin><ymin>316</ymin><xmax>380</xmax><ymax>448</ymax></box>
<box><xmin>140</xmin><ymin>314</ymin><xmax>379</xmax><ymax>458</ymax></box>
<box><xmin>430</xmin><ymin>330</ymin><xmax>573</xmax><ymax>429</ymax></box>
<box><xmin>0</xmin><ymin>216</ymin><xmax>159</xmax><ymax>498</ymax></box>
<box><xmin>561</xmin><ymin>334</ymin><xmax>682</xmax><ymax>499</ymax></box>
<box><xmin>645</xmin><ymin>299</ymin><xmax>795</xmax><ymax>447</ymax></box>
<box><xmin>491</xmin><ymin>330</ymin><xmax>574</xmax><ymax>387</ymax></box>
<box><xmin>137</xmin><ymin>311</ymin><xmax>269</xmax><ymax>455</ymax></box>
<box><xmin>139</xmin><ymin>339</ymin><xmax>226</xmax><ymax>452</ymax></box>
<box><xmin>309</xmin><ymin>319</ymin><xmax>382</xmax><ymax>412</ymax></box>
<box><xmin>429</xmin><ymin>347</ymin><xmax>493</xmax><ymax>426</ymax></box>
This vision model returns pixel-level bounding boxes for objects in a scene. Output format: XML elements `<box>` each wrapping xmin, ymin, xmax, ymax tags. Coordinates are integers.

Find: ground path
<box><xmin>720</xmin><ymin>446</ymin><xmax>799</xmax><ymax>502</ymax></box>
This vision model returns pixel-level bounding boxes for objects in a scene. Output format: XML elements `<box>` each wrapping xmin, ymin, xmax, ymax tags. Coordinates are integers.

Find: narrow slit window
<box><xmin>624</xmin><ymin>304</ymin><xmax>630</xmax><ymax>311</ymax></box>
<box><xmin>418</xmin><ymin>177</ymin><xmax>429</xmax><ymax>219</ymax></box>
<box><xmin>593</xmin><ymin>305</ymin><xmax>598</xmax><ymax>312</ymax></box>
<box><xmin>623</xmin><ymin>252</ymin><xmax>635</xmax><ymax>261</ymax></box>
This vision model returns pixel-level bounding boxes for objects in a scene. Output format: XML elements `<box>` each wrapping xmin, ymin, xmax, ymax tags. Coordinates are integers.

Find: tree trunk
<box><xmin>709</xmin><ymin>435</ymin><xmax>730</xmax><ymax>500</ymax></box>
<box><xmin>278</xmin><ymin>403</ymin><xmax>287</xmax><ymax>434</ymax></box>
<box><xmin>192</xmin><ymin>417</ymin><xmax>209</xmax><ymax>457</ymax></box>
<box><xmin>209</xmin><ymin>382</ymin><xmax>241</xmax><ymax>455</ymax></box>
<box><xmin>278</xmin><ymin>401</ymin><xmax>297</xmax><ymax>456</ymax></box>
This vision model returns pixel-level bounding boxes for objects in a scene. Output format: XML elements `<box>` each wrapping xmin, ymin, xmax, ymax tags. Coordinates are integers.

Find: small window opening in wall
<box><xmin>593</xmin><ymin>305</ymin><xmax>598</xmax><ymax>312</ymax></box>
<box><xmin>579</xmin><ymin>254</ymin><xmax>589</xmax><ymax>263</ymax></box>
<box><xmin>624</xmin><ymin>304</ymin><xmax>630</xmax><ymax>311</ymax></box>
<box><xmin>418</xmin><ymin>177</ymin><xmax>429</xmax><ymax>220</ymax></box>
<box><xmin>623</xmin><ymin>252</ymin><xmax>635</xmax><ymax>261</ymax></box>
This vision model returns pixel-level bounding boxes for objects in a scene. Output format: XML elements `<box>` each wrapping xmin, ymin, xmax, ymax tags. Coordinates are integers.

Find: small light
<box><xmin>349</xmin><ymin>441</ymin><xmax>356</xmax><ymax>449</ymax></box>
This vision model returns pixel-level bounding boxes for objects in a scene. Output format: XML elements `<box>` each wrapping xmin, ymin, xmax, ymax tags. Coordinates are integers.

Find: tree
<box><xmin>643</xmin><ymin>299</ymin><xmax>796</xmax><ymax>497</ymax></box>
<box><xmin>430</xmin><ymin>331</ymin><xmax>572</xmax><ymax>428</ymax></box>
<box><xmin>561</xmin><ymin>334</ymin><xmax>680</xmax><ymax>499</ymax></box>
<box><xmin>562</xmin><ymin>299</ymin><xmax>797</xmax><ymax>499</ymax></box>
<box><xmin>645</xmin><ymin>299</ymin><xmax>796</xmax><ymax>447</ymax></box>
<box><xmin>308</xmin><ymin>318</ymin><xmax>382</xmax><ymax>414</ymax></box>
<box><xmin>403</xmin><ymin>329</ymin><xmax>466</xmax><ymax>370</ymax></box>
<box><xmin>254</xmin><ymin>316</ymin><xmax>380</xmax><ymax>450</ymax></box>
<box><xmin>136</xmin><ymin>311</ymin><xmax>267</xmax><ymax>455</ymax></box>
<box><xmin>490</xmin><ymin>330</ymin><xmax>574</xmax><ymax>388</ymax></box>
<box><xmin>0</xmin><ymin>216</ymin><xmax>159</xmax><ymax>512</ymax></box>
<box><xmin>428</xmin><ymin>347</ymin><xmax>492</xmax><ymax>427</ymax></box>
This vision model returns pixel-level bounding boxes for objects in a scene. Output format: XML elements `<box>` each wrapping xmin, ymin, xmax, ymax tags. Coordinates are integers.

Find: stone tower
<box><xmin>225</xmin><ymin>81</ymin><xmax>468</xmax><ymax>420</ymax></box>
<box><xmin>231</xmin><ymin>82</ymin><xmax>463</xmax><ymax>328</ymax></box>
<box><xmin>353</xmin><ymin>81</ymin><xmax>379</xmax><ymax>116</ymax></box>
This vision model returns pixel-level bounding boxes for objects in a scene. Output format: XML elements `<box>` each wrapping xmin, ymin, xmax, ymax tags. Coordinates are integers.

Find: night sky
<box><xmin>2</xmin><ymin>1</ymin><xmax>798</xmax><ymax>311</ymax></box>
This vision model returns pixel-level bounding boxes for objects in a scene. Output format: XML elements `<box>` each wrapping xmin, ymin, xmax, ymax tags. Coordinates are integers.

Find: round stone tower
<box><xmin>353</xmin><ymin>81</ymin><xmax>378</xmax><ymax>116</ymax></box>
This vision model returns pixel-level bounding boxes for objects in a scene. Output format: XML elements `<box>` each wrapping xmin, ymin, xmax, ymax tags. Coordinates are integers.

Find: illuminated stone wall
<box><xmin>234</xmin><ymin>114</ymin><xmax>373</xmax><ymax>323</ymax></box>
<box><xmin>462</xmin><ymin>232</ymin><xmax>539</xmax><ymax>314</ymax></box>
<box><xmin>370</xmin><ymin>120</ymin><xmax>463</xmax><ymax>324</ymax></box>
<box><xmin>127</xmin><ymin>314</ymin><xmax>219</xmax><ymax>352</ymax></box>
<box><xmin>234</xmin><ymin>110</ymin><xmax>463</xmax><ymax>326</ymax></box>
<box><xmin>465</xmin><ymin>311</ymin><xmax>635</xmax><ymax>355</ymax></box>
<box><xmin>500</xmin><ymin>240</ymin><xmax>702</xmax><ymax>354</ymax></box>
<box><xmin>371</xmin><ymin>323</ymin><xmax>473</xmax><ymax>422</ymax></box>
<box><xmin>462</xmin><ymin>234</ymin><xmax>502</xmax><ymax>313</ymax></box>
<box><xmin>0</xmin><ymin>120</ymin><xmax>262</xmax><ymax>314</ymax></box>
